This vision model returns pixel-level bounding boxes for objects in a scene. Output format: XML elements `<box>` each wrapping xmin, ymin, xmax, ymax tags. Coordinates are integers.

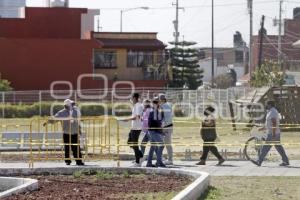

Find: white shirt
<box><xmin>265</xmin><ymin>107</ymin><xmax>280</xmax><ymax>135</ymax></box>
<box><xmin>131</xmin><ymin>102</ymin><xmax>143</xmax><ymax>130</ymax></box>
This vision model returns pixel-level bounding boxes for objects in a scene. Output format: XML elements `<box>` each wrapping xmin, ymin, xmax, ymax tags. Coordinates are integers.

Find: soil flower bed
<box><xmin>3</xmin><ymin>170</ymin><xmax>192</xmax><ymax>200</ymax></box>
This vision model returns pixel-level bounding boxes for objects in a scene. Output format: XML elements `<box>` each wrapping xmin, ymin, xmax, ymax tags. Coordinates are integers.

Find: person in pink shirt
<box><xmin>141</xmin><ymin>99</ymin><xmax>151</xmax><ymax>157</ymax></box>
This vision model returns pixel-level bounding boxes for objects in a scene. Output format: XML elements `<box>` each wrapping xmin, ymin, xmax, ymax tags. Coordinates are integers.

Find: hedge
<box><xmin>0</xmin><ymin>102</ymin><xmax>187</xmax><ymax>118</ymax></box>
<box><xmin>0</xmin><ymin>103</ymin><xmax>132</xmax><ymax>118</ymax></box>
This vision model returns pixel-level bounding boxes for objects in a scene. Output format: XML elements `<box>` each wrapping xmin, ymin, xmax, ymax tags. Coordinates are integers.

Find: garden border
<box><xmin>0</xmin><ymin>167</ymin><xmax>210</xmax><ymax>200</ymax></box>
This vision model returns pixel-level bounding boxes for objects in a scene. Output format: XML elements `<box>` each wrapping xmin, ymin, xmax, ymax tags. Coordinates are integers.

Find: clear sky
<box><xmin>27</xmin><ymin>0</ymin><xmax>300</xmax><ymax>47</ymax></box>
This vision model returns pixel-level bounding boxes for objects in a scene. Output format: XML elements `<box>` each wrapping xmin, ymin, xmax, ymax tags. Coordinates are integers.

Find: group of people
<box><xmin>120</xmin><ymin>93</ymin><xmax>174</xmax><ymax>167</ymax></box>
<box><xmin>46</xmin><ymin>95</ymin><xmax>290</xmax><ymax>168</ymax></box>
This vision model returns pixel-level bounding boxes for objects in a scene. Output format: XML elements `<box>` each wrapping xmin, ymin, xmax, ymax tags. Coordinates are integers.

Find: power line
<box><xmin>96</xmin><ymin>1</ymin><xmax>279</xmax><ymax>11</ymax></box>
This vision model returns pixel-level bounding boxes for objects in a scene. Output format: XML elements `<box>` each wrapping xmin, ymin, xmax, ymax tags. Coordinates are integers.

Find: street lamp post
<box><xmin>211</xmin><ymin>0</ymin><xmax>215</xmax><ymax>87</ymax></box>
<box><xmin>120</xmin><ymin>7</ymin><xmax>149</xmax><ymax>32</ymax></box>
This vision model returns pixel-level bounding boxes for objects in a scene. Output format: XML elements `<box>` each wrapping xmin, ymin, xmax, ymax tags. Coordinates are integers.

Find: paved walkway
<box><xmin>1</xmin><ymin>160</ymin><xmax>300</xmax><ymax>176</ymax></box>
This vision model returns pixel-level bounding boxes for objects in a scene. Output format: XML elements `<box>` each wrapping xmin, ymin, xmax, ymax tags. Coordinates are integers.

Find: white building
<box><xmin>199</xmin><ymin>58</ymin><xmax>245</xmax><ymax>83</ymax></box>
<box><xmin>0</xmin><ymin>0</ymin><xmax>26</xmax><ymax>18</ymax></box>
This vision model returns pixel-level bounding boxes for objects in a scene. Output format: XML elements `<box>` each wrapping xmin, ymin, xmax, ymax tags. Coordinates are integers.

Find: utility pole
<box><xmin>258</xmin><ymin>15</ymin><xmax>265</xmax><ymax>69</ymax></box>
<box><xmin>172</xmin><ymin>0</ymin><xmax>179</xmax><ymax>48</ymax></box>
<box><xmin>247</xmin><ymin>0</ymin><xmax>253</xmax><ymax>76</ymax></box>
<box><xmin>97</xmin><ymin>16</ymin><xmax>103</xmax><ymax>32</ymax></box>
<box><xmin>97</xmin><ymin>10</ymin><xmax>102</xmax><ymax>32</ymax></box>
<box><xmin>278</xmin><ymin>0</ymin><xmax>283</xmax><ymax>70</ymax></box>
<box><xmin>211</xmin><ymin>0</ymin><xmax>215</xmax><ymax>87</ymax></box>
<box><xmin>172</xmin><ymin>0</ymin><xmax>184</xmax><ymax>48</ymax></box>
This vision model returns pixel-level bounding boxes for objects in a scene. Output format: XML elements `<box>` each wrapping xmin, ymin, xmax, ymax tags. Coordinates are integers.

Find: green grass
<box><xmin>198</xmin><ymin>186</ymin><xmax>221</xmax><ymax>200</ymax></box>
<box><xmin>73</xmin><ymin>170</ymin><xmax>83</xmax><ymax>179</ymax></box>
<box><xmin>95</xmin><ymin>171</ymin><xmax>114</xmax><ymax>180</ymax></box>
<box><xmin>202</xmin><ymin>176</ymin><xmax>300</xmax><ymax>200</ymax></box>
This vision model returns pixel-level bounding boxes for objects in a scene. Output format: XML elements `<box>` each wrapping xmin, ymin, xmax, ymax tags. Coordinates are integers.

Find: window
<box><xmin>127</xmin><ymin>50</ymin><xmax>153</xmax><ymax>67</ymax></box>
<box><xmin>94</xmin><ymin>51</ymin><xmax>117</xmax><ymax>68</ymax></box>
<box><xmin>235</xmin><ymin>50</ymin><xmax>244</xmax><ymax>63</ymax></box>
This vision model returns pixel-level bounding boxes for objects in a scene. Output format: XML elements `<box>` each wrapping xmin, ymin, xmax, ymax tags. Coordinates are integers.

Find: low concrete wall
<box><xmin>0</xmin><ymin>177</ymin><xmax>38</xmax><ymax>199</ymax></box>
<box><xmin>0</xmin><ymin>167</ymin><xmax>209</xmax><ymax>200</ymax></box>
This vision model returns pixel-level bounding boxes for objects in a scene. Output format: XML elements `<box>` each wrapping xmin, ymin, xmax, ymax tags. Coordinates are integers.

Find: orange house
<box><xmin>92</xmin><ymin>32</ymin><xmax>167</xmax><ymax>81</ymax></box>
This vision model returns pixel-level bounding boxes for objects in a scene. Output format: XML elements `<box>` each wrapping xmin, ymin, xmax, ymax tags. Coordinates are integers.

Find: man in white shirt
<box><xmin>253</xmin><ymin>100</ymin><xmax>289</xmax><ymax>166</ymax></box>
<box><xmin>120</xmin><ymin>93</ymin><xmax>144</xmax><ymax>167</ymax></box>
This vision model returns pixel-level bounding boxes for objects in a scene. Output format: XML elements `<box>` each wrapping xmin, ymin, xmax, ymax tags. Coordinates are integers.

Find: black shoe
<box><xmin>216</xmin><ymin>158</ymin><xmax>225</xmax><ymax>166</ymax></box>
<box><xmin>66</xmin><ymin>162</ymin><xmax>71</xmax><ymax>166</ymax></box>
<box><xmin>252</xmin><ymin>160</ymin><xmax>261</xmax><ymax>167</ymax></box>
<box><xmin>146</xmin><ymin>164</ymin><xmax>156</xmax><ymax>168</ymax></box>
<box><xmin>196</xmin><ymin>160</ymin><xmax>206</xmax><ymax>165</ymax></box>
<box><xmin>76</xmin><ymin>162</ymin><xmax>85</xmax><ymax>166</ymax></box>
<box><xmin>156</xmin><ymin>163</ymin><xmax>166</xmax><ymax>168</ymax></box>
<box><xmin>279</xmin><ymin>162</ymin><xmax>290</xmax><ymax>166</ymax></box>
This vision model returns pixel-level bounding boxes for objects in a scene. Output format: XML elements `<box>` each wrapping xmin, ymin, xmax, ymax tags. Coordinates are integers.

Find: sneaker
<box><xmin>279</xmin><ymin>162</ymin><xmax>290</xmax><ymax>166</ymax></box>
<box><xmin>164</xmin><ymin>160</ymin><xmax>173</xmax><ymax>165</ymax></box>
<box><xmin>196</xmin><ymin>160</ymin><xmax>206</xmax><ymax>165</ymax></box>
<box><xmin>216</xmin><ymin>158</ymin><xmax>225</xmax><ymax>166</ymax></box>
<box><xmin>132</xmin><ymin>162</ymin><xmax>141</xmax><ymax>167</ymax></box>
<box><xmin>65</xmin><ymin>162</ymin><xmax>71</xmax><ymax>166</ymax></box>
<box><xmin>251</xmin><ymin>160</ymin><xmax>261</xmax><ymax>167</ymax></box>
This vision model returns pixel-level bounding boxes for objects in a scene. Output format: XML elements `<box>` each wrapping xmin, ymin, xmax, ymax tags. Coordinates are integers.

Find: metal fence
<box><xmin>0</xmin><ymin>87</ymin><xmax>252</xmax><ymax>118</ymax></box>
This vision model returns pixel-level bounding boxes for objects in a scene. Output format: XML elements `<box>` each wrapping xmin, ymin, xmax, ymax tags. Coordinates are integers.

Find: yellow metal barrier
<box><xmin>26</xmin><ymin>117</ymin><xmax>120</xmax><ymax>168</ymax></box>
<box><xmin>1</xmin><ymin>119</ymin><xmax>300</xmax><ymax>168</ymax></box>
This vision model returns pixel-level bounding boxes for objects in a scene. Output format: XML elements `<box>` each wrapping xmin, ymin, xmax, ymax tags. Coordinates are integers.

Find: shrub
<box><xmin>0</xmin><ymin>79</ymin><xmax>12</xmax><ymax>91</ymax></box>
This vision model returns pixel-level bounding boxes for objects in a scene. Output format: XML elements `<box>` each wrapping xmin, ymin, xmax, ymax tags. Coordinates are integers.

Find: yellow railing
<box><xmin>1</xmin><ymin>118</ymin><xmax>300</xmax><ymax>168</ymax></box>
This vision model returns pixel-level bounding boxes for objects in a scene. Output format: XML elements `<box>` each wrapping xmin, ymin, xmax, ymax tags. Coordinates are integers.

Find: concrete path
<box><xmin>1</xmin><ymin>160</ymin><xmax>300</xmax><ymax>176</ymax></box>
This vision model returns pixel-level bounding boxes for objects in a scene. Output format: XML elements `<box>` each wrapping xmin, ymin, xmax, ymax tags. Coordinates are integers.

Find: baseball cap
<box><xmin>64</xmin><ymin>99</ymin><xmax>73</xmax><ymax>106</ymax></box>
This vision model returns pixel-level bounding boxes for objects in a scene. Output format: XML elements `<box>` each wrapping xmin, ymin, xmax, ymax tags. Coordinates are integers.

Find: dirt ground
<box><xmin>4</xmin><ymin>173</ymin><xmax>191</xmax><ymax>200</ymax></box>
<box><xmin>201</xmin><ymin>176</ymin><xmax>300</xmax><ymax>200</ymax></box>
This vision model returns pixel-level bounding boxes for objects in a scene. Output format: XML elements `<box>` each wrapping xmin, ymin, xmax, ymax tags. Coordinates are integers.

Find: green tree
<box><xmin>250</xmin><ymin>60</ymin><xmax>285</xmax><ymax>87</ymax></box>
<box><xmin>169</xmin><ymin>41</ymin><xmax>203</xmax><ymax>89</ymax></box>
<box><xmin>0</xmin><ymin>79</ymin><xmax>12</xmax><ymax>91</ymax></box>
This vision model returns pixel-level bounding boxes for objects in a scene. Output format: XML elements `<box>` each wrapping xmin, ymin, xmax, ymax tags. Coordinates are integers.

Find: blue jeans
<box><xmin>258</xmin><ymin>133</ymin><xmax>289</xmax><ymax>164</ymax></box>
<box><xmin>147</xmin><ymin>131</ymin><xmax>164</xmax><ymax>166</ymax></box>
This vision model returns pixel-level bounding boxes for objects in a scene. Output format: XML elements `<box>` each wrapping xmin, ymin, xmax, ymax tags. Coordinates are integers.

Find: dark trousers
<box><xmin>63</xmin><ymin>133</ymin><xmax>83</xmax><ymax>164</ymax></box>
<box><xmin>200</xmin><ymin>141</ymin><xmax>223</xmax><ymax>161</ymax></box>
<box><xmin>128</xmin><ymin>130</ymin><xmax>143</xmax><ymax>163</ymax></box>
